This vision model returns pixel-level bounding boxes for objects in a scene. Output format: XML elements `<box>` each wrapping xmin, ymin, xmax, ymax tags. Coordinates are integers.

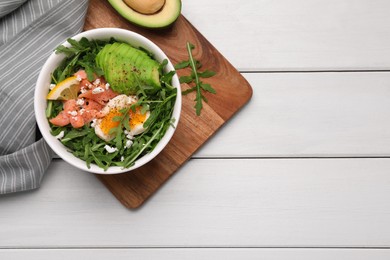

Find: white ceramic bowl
<box><xmin>35</xmin><ymin>28</ymin><xmax>181</xmax><ymax>174</ymax></box>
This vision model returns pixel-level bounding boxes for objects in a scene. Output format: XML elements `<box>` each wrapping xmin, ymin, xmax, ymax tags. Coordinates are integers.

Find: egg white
<box><xmin>128</xmin><ymin>110</ymin><xmax>150</xmax><ymax>136</ymax></box>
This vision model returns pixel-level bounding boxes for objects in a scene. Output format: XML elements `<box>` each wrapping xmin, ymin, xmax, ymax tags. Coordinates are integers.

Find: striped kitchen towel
<box><xmin>0</xmin><ymin>0</ymin><xmax>89</xmax><ymax>194</ymax></box>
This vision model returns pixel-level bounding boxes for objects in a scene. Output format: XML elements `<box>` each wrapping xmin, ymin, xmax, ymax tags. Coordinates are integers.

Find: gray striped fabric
<box><xmin>0</xmin><ymin>0</ymin><xmax>89</xmax><ymax>193</ymax></box>
<box><xmin>0</xmin><ymin>0</ymin><xmax>27</xmax><ymax>18</ymax></box>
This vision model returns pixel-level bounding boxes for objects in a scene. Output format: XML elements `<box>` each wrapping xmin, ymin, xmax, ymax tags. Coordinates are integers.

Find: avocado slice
<box><xmin>96</xmin><ymin>42</ymin><xmax>161</xmax><ymax>95</ymax></box>
<box><xmin>108</xmin><ymin>0</ymin><xmax>181</xmax><ymax>29</ymax></box>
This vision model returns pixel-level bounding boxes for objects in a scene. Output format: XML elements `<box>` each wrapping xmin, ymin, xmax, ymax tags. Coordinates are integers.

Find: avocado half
<box><xmin>108</xmin><ymin>0</ymin><xmax>182</xmax><ymax>29</ymax></box>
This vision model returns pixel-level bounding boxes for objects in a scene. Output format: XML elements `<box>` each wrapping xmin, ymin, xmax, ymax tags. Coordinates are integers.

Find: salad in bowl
<box><xmin>35</xmin><ymin>28</ymin><xmax>181</xmax><ymax>174</ymax></box>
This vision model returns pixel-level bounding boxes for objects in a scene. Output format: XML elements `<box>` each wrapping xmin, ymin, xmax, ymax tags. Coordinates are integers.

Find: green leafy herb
<box><xmin>174</xmin><ymin>60</ymin><xmax>190</xmax><ymax>69</ymax></box>
<box><xmin>53</xmin><ymin>37</ymin><xmax>110</xmax><ymax>82</ymax></box>
<box><xmin>175</xmin><ymin>42</ymin><xmax>216</xmax><ymax>116</ymax></box>
<box><xmin>61</xmin><ymin>127</ymin><xmax>89</xmax><ymax>143</ymax></box>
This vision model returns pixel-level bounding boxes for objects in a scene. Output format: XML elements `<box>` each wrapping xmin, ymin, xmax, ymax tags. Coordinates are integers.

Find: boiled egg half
<box><xmin>94</xmin><ymin>94</ymin><xmax>150</xmax><ymax>141</ymax></box>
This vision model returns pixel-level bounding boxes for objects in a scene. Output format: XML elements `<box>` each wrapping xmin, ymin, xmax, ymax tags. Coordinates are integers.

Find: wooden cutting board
<box><xmin>83</xmin><ymin>0</ymin><xmax>253</xmax><ymax>208</ymax></box>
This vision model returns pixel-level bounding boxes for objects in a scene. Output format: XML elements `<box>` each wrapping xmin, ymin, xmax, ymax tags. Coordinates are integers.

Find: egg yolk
<box><xmin>129</xmin><ymin>107</ymin><xmax>148</xmax><ymax>129</ymax></box>
<box><xmin>100</xmin><ymin>107</ymin><xmax>148</xmax><ymax>135</ymax></box>
<box><xmin>100</xmin><ymin>109</ymin><xmax>122</xmax><ymax>135</ymax></box>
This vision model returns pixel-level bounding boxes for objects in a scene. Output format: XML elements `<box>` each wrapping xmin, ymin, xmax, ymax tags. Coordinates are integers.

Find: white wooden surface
<box><xmin>1</xmin><ymin>159</ymin><xmax>390</xmax><ymax>248</ymax></box>
<box><xmin>196</xmin><ymin>72</ymin><xmax>390</xmax><ymax>157</ymax></box>
<box><xmin>2</xmin><ymin>0</ymin><xmax>390</xmax><ymax>259</ymax></box>
<box><xmin>1</xmin><ymin>249</ymin><xmax>390</xmax><ymax>259</ymax></box>
<box><xmin>183</xmin><ymin>0</ymin><xmax>390</xmax><ymax>71</ymax></box>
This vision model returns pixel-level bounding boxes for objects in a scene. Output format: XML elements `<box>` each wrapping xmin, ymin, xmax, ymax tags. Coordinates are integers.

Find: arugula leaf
<box><xmin>122</xmin><ymin>123</ymin><xmax>163</xmax><ymax>168</ymax></box>
<box><xmin>61</xmin><ymin>128</ymin><xmax>89</xmax><ymax>143</ymax></box>
<box><xmin>174</xmin><ymin>60</ymin><xmax>190</xmax><ymax>69</ymax></box>
<box><xmin>52</xmin><ymin>37</ymin><xmax>106</xmax><ymax>83</ymax></box>
<box><xmin>197</xmin><ymin>70</ymin><xmax>216</xmax><ymax>78</ymax></box>
<box><xmin>179</xmin><ymin>75</ymin><xmax>193</xmax><ymax>84</ymax></box>
<box><xmin>175</xmin><ymin>42</ymin><xmax>217</xmax><ymax>116</ymax></box>
<box><xmin>200</xmin><ymin>83</ymin><xmax>216</xmax><ymax>94</ymax></box>
<box><xmin>181</xmin><ymin>86</ymin><xmax>196</xmax><ymax>95</ymax></box>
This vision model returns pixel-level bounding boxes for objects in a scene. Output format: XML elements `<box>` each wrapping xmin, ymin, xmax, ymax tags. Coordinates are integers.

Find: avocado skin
<box><xmin>108</xmin><ymin>0</ymin><xmax>181</xmax><ymax>29</ymax></box>
<box><xmin>96</xmin><ymin>43</ymin><xmax>160</xmax><ymax>95</ymax></box>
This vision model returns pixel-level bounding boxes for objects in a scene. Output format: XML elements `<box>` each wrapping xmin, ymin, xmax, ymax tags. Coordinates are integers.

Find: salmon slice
<box><xmin>74</xmin><ymin>70</ymin><xmax>99</xmax><ymax>82</ymax></box>
<box><xmin>80</xmin><ymin>79</ymin><xmax>92</xmax><ymax>89</ymax></box>
<box><xmin>74</xmin><ymin>70</ymin><xmax>87</xmax><ymax>80</ymax></box>
<box><xmin>63</xmin><ymin>99</ymin><xmax>77</xmax><ymax>113</ymax></box>
<box><xmin>79</xmin><ymin>85</ymin><xmax>118</xmax><ymax>105</ymax></box>
<box><xmin>81</xmin><ymin>109</ymin><xmax>104</xmax><ymax>123</ymax></box>
<box><xmin>49</xmin><ymin>111</ymin><xmax>70</xmax><ymax>126</ymax></box>
<box><xmin>82</xmin><ymin>99</ymin><xmax>104</xmax><ymax>111</ymax></box>
<box><xmin>69</xmin><ymin>114</ymin><xmax>84</xmax><ymax>128</ymax></box>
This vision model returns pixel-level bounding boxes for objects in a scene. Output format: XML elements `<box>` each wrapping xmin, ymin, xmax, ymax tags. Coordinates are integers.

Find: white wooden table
<box><xmin>2</xmin><ymin>0</ymin><xmax>390</xmax><ymax>258</ymax></box>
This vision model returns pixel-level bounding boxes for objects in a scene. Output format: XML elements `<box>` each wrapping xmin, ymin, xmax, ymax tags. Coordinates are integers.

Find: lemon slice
<box><xmin>46</xmin><ymin>76</ymin><xmax>81</xmax><ymax>100</ymax></box>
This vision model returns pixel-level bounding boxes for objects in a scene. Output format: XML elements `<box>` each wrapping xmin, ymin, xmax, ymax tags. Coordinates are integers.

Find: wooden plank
<box><xmin>1</xmin><ymin>249</ymin><xmax>390</xmax><ymax>260</ymax></box>
<box><xmin>196</xmin><ymin>72</ymin><xmax>390</xmax><ymax>157</ymax></box>
<box><xmin>1</xmin><ymin>158</ymin><xmax>390</xmax><ymax>247</ymax></box>
<box><xmin>183</xmin><ymin>0</ymin><xmax>390</xmax><ymax>71</ymax></box>
<box><xmin>82</xmin><ymin>0</ymin><xmax>252</xmax><ymax>208</ymax></box>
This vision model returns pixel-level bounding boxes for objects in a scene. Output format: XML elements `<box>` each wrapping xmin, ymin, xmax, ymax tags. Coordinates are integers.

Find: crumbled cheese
<box><xmin>88</xmin><ymin>84</ymin><xmax>93</xmax><ymax>88</ymax></box>
<box><xmin>76</xmin><ymin>76</ymin><xmax>82</xmax><ymax>82</ymax></box>
<box><xmin>80</xmin><ymin>87</ymin><xmax>88</xmax><ymax>94</ymax></box>
<box><xmin>79</xmin><ymin>108</ymin><xmax>85</xmax><ymax>115</ymax></box>
<box><xmin>49</xmin><ymin>84</ymin><xmax>56</xmax><ymax>90</ymax></box>
<box><xmin>76</xmin><ymin>98</ymin><xmax>84</xmax><ymax>106</ymax></box>
<box><xmin>67</xmin><ymin>111</ymin><xmax>78</xmax><ymax>116</ymax></box>
<box><xmin>123</xmin><ymin>130</ymin><xmax>134</xmax><ymax>140</ymax></box>
<box><xmin>92</xmin><ymin>87</ymin><xmax>104</xmax><ymax>94</ymax></box>
<box><xmin>104</xmin><ymin>145</ymin><xmax>118</xmax><ymax>153</ymax></box>
<box><xmin>91</xmin><ymin>119</ymin><xmax>97</xmax><ymax>128</ymax></box>
<box><xmin>125</xmin><ymin>140</ymin><xmax>133</xmax><ymax>149</ymax></box>
<box><xmin>55</xmin><ymin>131</ymin><xmax>64</xmax><ymax>139</ymax></box>
<box><xmin>93</xmin><ymin>78</ymin><xmax>101</xmax><ymax>85</ymax></box>
<box><xmin>105</xmin><ymin>83</ymin><xmax>110</xmax><ymax>90</ymax></box>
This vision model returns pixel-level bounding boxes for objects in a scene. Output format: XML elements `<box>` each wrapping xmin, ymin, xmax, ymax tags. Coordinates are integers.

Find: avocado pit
<box><xmin>123</xmin><ymin>0</ymin><xmax>165</xmax><ymax>14</ymax></box>
<box><xmin>109</xmin><ymin>0</ymin><xmax>181</xmax><ymax>29</ymax></box>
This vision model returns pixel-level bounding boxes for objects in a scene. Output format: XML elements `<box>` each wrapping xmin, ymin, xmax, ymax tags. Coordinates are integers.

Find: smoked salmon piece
<box><xmin>79</xmin><ymin>86</ymin><xmax>118</xmax><ymax>105</ymax></box>
<box><xmin>69</xmin><ymin>114</ymin><xmax>84</xmax><ymax>128</ymax></box>
<box><xmin>82</xmin><ymin>99</ymin><xmax>104</xmax><ymax>111</ymax></box>
<box><xmin>74</xmin><ymin>70</ymin><xmax>88</xmax><ymax>80</ymax></box>
<box><xmin>49</xmin><ymin>111</ymin><xmax>70</xmax><ymax>126</ymax></box>
<box><xmin>64</xmin><ymin>99</ymin><xmax>77</xmax><ymax>113</ymax></box>
<box><xmin>81</xmin><ymin>109</ymin><xmax>104</xmax><ymax>123</ymax></box>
